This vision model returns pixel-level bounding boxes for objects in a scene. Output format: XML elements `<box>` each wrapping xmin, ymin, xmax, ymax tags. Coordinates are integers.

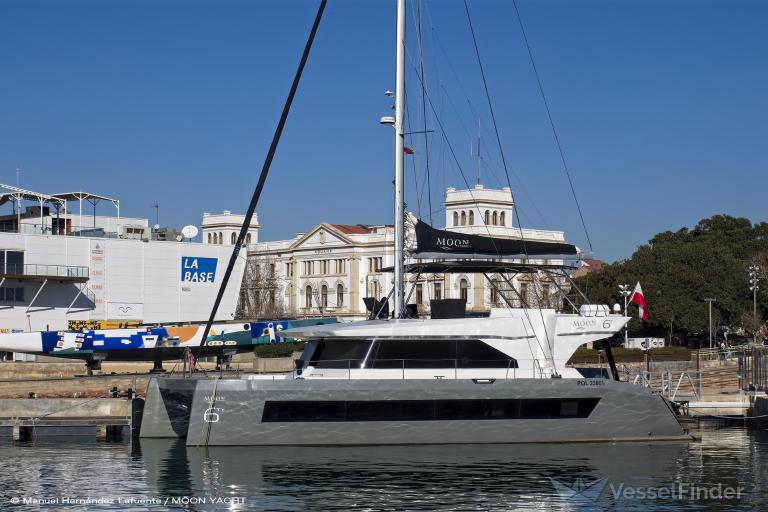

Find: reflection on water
<box><xmin>0</xmin><ymin>424</ymin><xmax>765</xmax><ymax>511</ymax></box>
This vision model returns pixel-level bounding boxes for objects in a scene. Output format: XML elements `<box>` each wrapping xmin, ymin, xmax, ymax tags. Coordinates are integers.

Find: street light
<box><xmin>704</xmin><ymin>298</ymin><xmax>716</xmax><ymax>350</ymax></box>
<box><xmin>749</xmin><ymin>264</ymin><xmax>761</xmax><ymax>345</ymax></box>
<box><xmin>618</xmin><ymin>284</ymin><xmax>631</xmax><ymax>346</ymax></box>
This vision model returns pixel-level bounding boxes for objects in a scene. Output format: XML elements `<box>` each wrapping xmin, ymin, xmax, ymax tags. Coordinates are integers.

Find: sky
<box><xmin>1</xmin><ymin>0</ymin><xmax>766</xmax><ymax>262</ymax></box>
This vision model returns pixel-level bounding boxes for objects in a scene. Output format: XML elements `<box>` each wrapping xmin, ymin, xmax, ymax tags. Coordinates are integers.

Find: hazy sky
<box><xmin>1</xmin><ymin>1</ymin><xmax>766</xmax><ymax>262</ymax></box>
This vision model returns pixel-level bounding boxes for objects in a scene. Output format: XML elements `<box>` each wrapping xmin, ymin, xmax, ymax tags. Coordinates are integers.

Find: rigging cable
<box><xmin>511</xmin><ymin>0</ymin><xmax>593</xmax><ymax>252</ymax></box>
<box><xmin>415</xmin><ymin>0</ymin><xmax>434</xmax><ymax>225</ymax></box>
<box><xmin>403</xmin><ymin>45</ymin><xmax>553</xmax><ymax>366</ymax></box>
<box><xmin>195</xmin><ymin>0</ymin><xmax>328</xmax><ymax>360</ymax></box>
<box><xmin>422</xmin><ymin>0</ymin><xmax>552</xmax><ymax>230</ymax></box>
<box><xmin>462</xmin><ymin>0</ymin><xmax>558</xmax><ymax>375</ymax></box>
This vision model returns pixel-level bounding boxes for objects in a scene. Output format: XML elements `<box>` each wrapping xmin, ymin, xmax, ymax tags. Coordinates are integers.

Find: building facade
<box><xmin>244</xmin><ymin>185</ymin><xmax>572</xmax><ymax>320</ymax></box>
<box><xmin>202</xmin><ymin>210</ymin><xmax>259</xmax><ymax>246</ymax></box>
<box><xmin>0</xmin><ymin>188</ymin><xmax>244</xmax><ymax>339</ymax></box>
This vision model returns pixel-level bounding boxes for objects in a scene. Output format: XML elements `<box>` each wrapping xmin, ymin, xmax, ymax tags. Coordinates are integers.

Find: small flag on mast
<box><xmin>404</xmin><ymin>146</ymin><xmax>414</xmax><ymax>155</ymax></box>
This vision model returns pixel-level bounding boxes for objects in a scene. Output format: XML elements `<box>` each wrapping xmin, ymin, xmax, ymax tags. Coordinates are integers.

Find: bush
<box><xmin>568</xmin><ymin>346</ymin><xmax>690</xmax><ymax>364</ymax></box>
<box><xmin>254</xmin><ymin>342</ymin><xmax>306</xmax><ymax>358</ymax></box>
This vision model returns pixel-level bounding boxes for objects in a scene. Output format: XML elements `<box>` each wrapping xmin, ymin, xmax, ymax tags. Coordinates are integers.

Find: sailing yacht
<box><xmin>141</xmin><ymin>0</ymin><xmax>688</xmax><ymax>446</ymax></box>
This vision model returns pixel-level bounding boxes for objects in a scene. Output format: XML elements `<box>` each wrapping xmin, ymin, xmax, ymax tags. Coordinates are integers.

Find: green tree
<box><xmin>574</xmin><ymin>215</ymin><xmax>768</xmax><ymax>343</ymax></box>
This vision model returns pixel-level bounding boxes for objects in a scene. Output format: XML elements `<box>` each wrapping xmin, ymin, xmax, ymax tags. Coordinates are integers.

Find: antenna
<box><xmin>150</xmin><ymin>203</ymin><xmax>159</xmax><ymax>227</ymax></box>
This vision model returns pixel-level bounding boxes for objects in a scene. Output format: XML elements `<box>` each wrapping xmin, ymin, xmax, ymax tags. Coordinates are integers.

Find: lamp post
<box><xmin>749</xmin><ymin>264</ymin><xmax>761</xmax><ymax>345</ymax></box>
<box><xmin>704</xmin><ymin>298</ymin><xmax>716</xmax><ymax>350</ymax></box>
<box><xmin>618</xmin><ymin>284</ymin><xmax>631</xmax><ymax>346</ymax></box>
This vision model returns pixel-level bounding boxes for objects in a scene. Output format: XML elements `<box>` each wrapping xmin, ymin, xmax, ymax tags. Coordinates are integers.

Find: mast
<box><xmin>393</xmin><ymin>0</ymin><xmax>406</xmax><ymax>318</ymax></box>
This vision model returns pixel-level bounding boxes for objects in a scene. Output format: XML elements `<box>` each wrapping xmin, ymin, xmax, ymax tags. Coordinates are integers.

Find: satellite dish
<box><xmin>181</xmin><ymin>225</ymin><xmax>199</xmax><ymax>240</ymax></box>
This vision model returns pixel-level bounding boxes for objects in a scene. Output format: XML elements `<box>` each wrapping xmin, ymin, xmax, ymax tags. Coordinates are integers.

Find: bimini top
<box><xmin>409</xmin><ymin>219</ymin><xmax>579</xmax><ymax>259</ymax></box>
<box><xmin>381</xmin><ymin>260</ymin><xmax>577</xmax><ymax>275</ymax></box>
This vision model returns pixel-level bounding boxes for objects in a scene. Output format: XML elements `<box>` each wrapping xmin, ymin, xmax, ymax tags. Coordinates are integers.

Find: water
<box><xmin>0</xmin><ymin>423</ymin><xmax>765</xmax><ymax>511</ymax></box>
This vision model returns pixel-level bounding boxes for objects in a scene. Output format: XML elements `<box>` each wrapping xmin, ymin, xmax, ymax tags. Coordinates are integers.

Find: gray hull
<box><xmin>142</xmin><ymin>377</ymin><xmax>689</xmax><ymax>446</ymax></box>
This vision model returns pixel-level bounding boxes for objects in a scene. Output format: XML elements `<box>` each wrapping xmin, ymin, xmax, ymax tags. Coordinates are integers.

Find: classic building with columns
<box><xmin>241</xmin><ymin>185</ymin><xmax>572</xmax><ymax>320</ymax></box>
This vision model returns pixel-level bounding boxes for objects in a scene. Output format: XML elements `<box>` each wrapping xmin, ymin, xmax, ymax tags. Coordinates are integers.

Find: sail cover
<box><xmin>409</xmin><ymin>219</ymin><xmax>578</xmax><ymax>259</ymax></box>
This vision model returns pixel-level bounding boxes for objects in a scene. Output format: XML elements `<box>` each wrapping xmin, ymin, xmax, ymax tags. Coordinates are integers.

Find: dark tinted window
<box><xmin>370</xmin><ymin>339</ymin><xmax>455</xmax><ymax>369</ymax></box>
<box><xmin>308</xmin><ymin>339</ymin><xmax>516</xmax><ymax>369</ymax></box>
<box><xmin>309</xmin><ymin>340</ymin><xmax>372</xmax><ymax>369</ymax></box>
<box><xmin>369</xmin><ymin>339</ymin><xmax>516</xmax><ymax>369</ymax></box>
<box><xmin>5</xmin><ymin>251</ymin><xmax>23</xmax><ymax>273</ymax></box>
<box><xmin>262</xmin><ymin>398</ymin><xmax>599</xmax><ymax>422</ymax></box>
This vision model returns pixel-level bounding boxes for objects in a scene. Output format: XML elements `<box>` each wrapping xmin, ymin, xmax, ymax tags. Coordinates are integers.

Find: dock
<box><xmin>0</xmin><ymin>398</ymin><xmax>143</xmax><ymax>440</ymax></box>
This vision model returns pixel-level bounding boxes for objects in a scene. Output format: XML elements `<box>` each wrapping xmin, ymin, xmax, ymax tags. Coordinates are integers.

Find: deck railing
<box><xmin>0</xmin><ymin>263</ymin><xmax>89</xmax><ymax>279</ymax></box>
<box><xmin>292</xmin><ymin>358</ymin><xmax>558</xmax><ymax>380</ymax></box>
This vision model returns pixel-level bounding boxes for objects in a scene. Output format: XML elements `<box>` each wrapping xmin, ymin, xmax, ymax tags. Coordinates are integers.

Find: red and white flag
<box><xmin>629</xmin><ymin>282</ymin><xmax>649</xmax><ymax>322</ymax></box>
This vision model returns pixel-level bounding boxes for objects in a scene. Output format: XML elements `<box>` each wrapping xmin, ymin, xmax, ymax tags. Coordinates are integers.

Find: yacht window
<box><xmin>262</xmin><ymin>398</ymin><xmax>600</xmax><ymax>422</ymax></box>
<box><xmin>369</xmin><ymin>339</ymin><xmax>455</xmax><ymax>369</ymax></box>
<box><xmin>309</xmin><ymin>339</ymin><xmax>372</xmax><ymax>368</ymax></box>
<box><xmin>368</xmin><ymin>339</ymin><xmax>516</xmax><ymax>369</ymax></box>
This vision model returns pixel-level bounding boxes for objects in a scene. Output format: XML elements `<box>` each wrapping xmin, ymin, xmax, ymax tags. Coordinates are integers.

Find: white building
<box><xmin>245</xmin><ymin>185</ymin><xmax>571</xmax><ymax>320</ymax></box>
<box><xmin>0</xmin><ymin>187</ymin><xmax>244</xmax><ymax>337</ymax></box>
<box><xmin>202</xmin><ymin>210</ymin><xmax>259</xmax><ymax>246</ymax></box>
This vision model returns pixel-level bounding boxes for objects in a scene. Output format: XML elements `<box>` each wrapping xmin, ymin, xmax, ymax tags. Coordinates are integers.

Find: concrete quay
<box><xmin>0</xmin><ymin>398</ymin><xmax>141</xmax><ymax>440</ymax></box>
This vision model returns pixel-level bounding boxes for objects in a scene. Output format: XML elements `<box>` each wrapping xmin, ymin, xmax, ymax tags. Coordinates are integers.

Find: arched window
<box><xmin>337</xmin><ymin>284</ymin><xmax>344</xmax><ymax>307</ymax></box>
<box><xmin>492</xmin><ymin>211</ymin><xmax>498</xmax><ymax>225</ymax></box>
<box><xmin>207</xmin><ymin>233</ymin><xmax>212</xmax><ymax>244</ymax></box>
<box><xmin>520</xmin><ymin>282</ymin><xmax>529</xmax><ymax>306</ymax></box>
<box><xmin>459</xmin><ymin>278</ymin><xmax>469</xmax><ymax>302</ymax></box>
<box><xmin>460</xmin><ymin>211</ymin><xmax>466</xmax><ymax>226</ymax></box>
<box><xmin>484</xmin><ymin>210</ymin><xmax>490</xmax><ymax>224</ymax></box>
<box><xmin>490</xmin><ymin>278</ymin><xmax>500</xmax><ymax>306</ymax></box>
<box><xmin>453</xmin><ymin>212</ymin><xmax>459</xmax><ymax>226</ymax></box>
<box><xmin>231</xmin><ymin>233</ymin><xmax>236</xmax><ymax>245</ymax></box>
<box><xmin>499</xmin><ymin>212</ymin><xmax>505</xmax><ymax>226</ymax></box>
<box><xmin>305</xmin><ymin>285</ymin><xmax>313</xmax><ymax>308</ymax></box>
<box><xmin>246</xmin><ymin>233</ymin><xmax>252</xmax><ymax>244</ymax></box>
<box><xmin>468</xmin><ymin>211</ymin><xmax>474</xmax><ymax>225</ymax></box>
<box><xmin>321</xmin><ymin>285</ymin><xmax>328</xmax><ymax>308</ymax></box>
<box><xmin>219</xmin><ymin>232</ymin><xmax>223</xmax><ymax>244</ymax></box>
<box><xmin>212</xmin><ymin>232</ymin><xmax>218</xmax><ymax>244</ymax></box>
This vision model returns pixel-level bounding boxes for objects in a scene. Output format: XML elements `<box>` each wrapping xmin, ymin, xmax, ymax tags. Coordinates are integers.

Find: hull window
<box><xmin>262</xmin><ymin>398</ymin><xmax>600</xmax><ymax>422</ymax></box>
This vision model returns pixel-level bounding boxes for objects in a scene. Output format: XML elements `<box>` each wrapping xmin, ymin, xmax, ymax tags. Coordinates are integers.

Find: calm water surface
<box><xmin>0</xmin><ymin>423</ymin><xmax>765</xmax><ymax>511</ymax></box>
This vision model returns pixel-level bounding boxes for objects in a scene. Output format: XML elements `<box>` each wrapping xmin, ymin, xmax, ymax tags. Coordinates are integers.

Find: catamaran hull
<box><xmin>142</xmin><ymin>377</ymin><xmax>689</xmax><ymax>445</ymax></box>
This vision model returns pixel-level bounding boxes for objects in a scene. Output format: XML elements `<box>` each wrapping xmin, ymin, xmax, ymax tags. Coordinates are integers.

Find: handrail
<box><xmin>0</xmin><ymin>223</ymin><xmax>120</xmax><ymax>238</ymax></box>
<box><xmin>297</xmin><ymin>357</ymin><xmax>560</xmax><ymax>380</ymax></box>
<box><xmin>0</xmin><ymin>263</ymin><xmax>89</xmax><ymax>279</ymax></box>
